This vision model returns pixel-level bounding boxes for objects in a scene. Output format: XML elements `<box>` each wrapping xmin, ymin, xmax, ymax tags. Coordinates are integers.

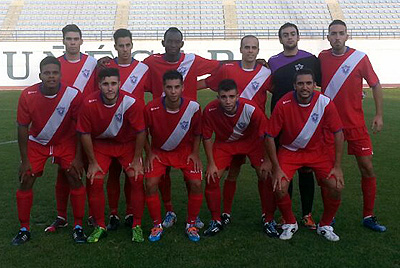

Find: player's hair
<box><xmin>240</xmin><ymin>35</ymin><xmax>259</xmax><ymax>48</ymax></box>
<box><xmin>328</xmin><ymin>19</ymin><xmax>347</xmax><ymax>32</ymax></box>
<box><xmin>163</xmin><ymin>27</ymin><xmax>183</xmax><ymax>40</ymax></box>
<box><xmin>293</xmin><ymin>68</ymin><xmax>315</xmax><ymax>83</ymax></box>
<box><xmin>163</xmin><ymin>70</ymin><xmax>183</xmax><ymax>84</ymax></box>
<box><xmin>278</xmin><ymin>22</ymin><xmax>299</xmax><ymax>38</ymax></box>
<box><xmin>39</xmin><ymin>56</ymin><xmax>61</xmax><ymax>72</ymax></box>
<box><xmin>113</xmin><ymin>28</ymin><xmax>132</xmax><ymax>42</ymax></box>
<box><xmin>218</xmin><ymin>79</ymin><xmax>238</xmax><ymax>93</ymax></box>
<box><xmin>62</xmin><ymin>24</ymin><xmax>82</xmax><ymax>39</ymax></box>
<box><xmin>98</xmin><ymin>68</ymin><xmax>120</xmax><ymax>81</ymax></box>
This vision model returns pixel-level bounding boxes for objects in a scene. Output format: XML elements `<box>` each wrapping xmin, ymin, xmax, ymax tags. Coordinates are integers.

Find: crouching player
<box><xmin>265</xmin><ymin>69</ymin><xmax>344</xmax><ymax>241</ymax></box>
<box><xmin>144</xmin><ymin>70</ymin><xmax>203</xmax><ymax>242</ymax></box>
<box><xmin>202</xmin><ymin>79</ymin><xmax>270</xmax><ymax>236</ymax></box>
<box><xmin>77</xmin><ymin>68</ymin><xmax>146</xmax><ymax>243</ymax></box>
<box><xmin>13</xmin><ymin>56</ymin><xmax>86</xmax><ymax>245</ymax></box>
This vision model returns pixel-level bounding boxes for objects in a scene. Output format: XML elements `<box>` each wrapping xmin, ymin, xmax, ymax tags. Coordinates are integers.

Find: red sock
<box><xmin>124</xmin><ymin>174</ymin><xmax>133</xmax><ymax>215</ymax></box>
<box><xmin>257</xmin><ymin>179</ymin><xmax>267</xmax><ymax>216</ymax></box>
<box><xmin>55</xmin><ymin>169</ymin><xmax>69</xmax><ymax>219</ymax></box>
<box><xmin>106</xmin><ymin>160</ymin><xmax>122</xmax><ymax>216</ymax></box>
<box><xmin>70</xmin><ymin>186</ymin><xmax>86</xmax><ymax>227</ymax></box>
<box><xmin>320</xmin><ymin>187</ymin><xmax>341</xmax><ymax>226</ymax></box>
<box><xmin>361</xmin><ymin>177</ymin><xmax>376</xmax><ymax>218</ymax></box>
<box><xmin>16</xmin><ymin>189</ymin><xmax>33</xmax><ymax>230</ymax></box>
<box><xmin>159</xmin><ymin>173</ymin><xmax>174</xmax><ymax>212</ymax></box>
<box><xmin>129</xmin><ymin>177</ymin><xmax>145</xmax><ymax>226</ymax></box>
<box><xmin>205</xmin><ymin>177</ymin><xmax>221</xmax><ymax>221</ymax></box>
<box><xmin>88</xmin><ymin>179</ymin><xmax>106</xmax><ymax>228</ymax></box>
<box><xmin>86</xmin><ymin>179</ymin><xmax>93</xmax><ymax>218</ymax></box>
<box><xmin>145</xmin><ymin>193</ymin><xmax>162</xmax><ymax>225</ymax></box>
<box><xmin>276</xmin><ymin>194</ymin><xmax>296</xmax><ymax>224</ymax></box>
<box><xmin>223</xmin><ymin>180</ymin><xmax>236</xmax><ymax>215</ymax></box>
<box><xmin>187</xmin><ymin>193</ymin><xmax>203</xmax><ymax>224</ymax></box>
<box><xmin>264</xmin><ymin>176</ymin><xmax>277</xmax><ymax>222</ymax></box>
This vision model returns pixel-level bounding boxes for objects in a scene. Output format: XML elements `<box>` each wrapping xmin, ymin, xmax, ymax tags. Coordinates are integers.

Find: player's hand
<box><xmin>327</xmin><ymin>166</ymin><xmax>344</xmax><ymax>189</ymax></box>
<box><xmin>129</xmin><ymin>157</ymin><xmax>144</xmax><ymax>181</ymax></box>
<box><xmin>256</xmin><ymin>58</ymin><xmax>269</xmax><ymax>69</ymax></box>
<box><xmin>97</xmin><ymin>56</ymin><xmax>112</xmax><ymax>69</ymax></box>
<box><xmin>259</xmin><ymin>158</ymin><xmax>272</xmax><ymax>180</ymax></box>
<box><xmin>187</xmin><ymin>153</ymin><xmax>203</xmax><ymax>173</ymax></box>
<box><xmin>18</xmin><ymin>160</ymin><xmax>33</xmax><ymax>184</ymax></box>
<box><xmin>272</xmin><ymin>166</ymin><xmax>288</xmax><ymax>192</ymax></box>
<box><xmin>68</xmin><ymin>158</ymin><xmax>84</xmax><ymax>180</ymax></box>
<box><xmin>87</xmin><ymin>162</ymin><xmax>104</xmax><ymax>184</ymax></box>
<box><xmin>144</xmin><ymin>152</ymin><xmax>161</xmax><ymax>173</ymax></box>
<box><xmin>371</xmin><ymin>115</ymin><xmax>383</xmax><ymax>134</ymax></box>
<box><xmin>206</xmin><ymin>163</ymin><xmax>219</xmax><ymax>184</ymax></box>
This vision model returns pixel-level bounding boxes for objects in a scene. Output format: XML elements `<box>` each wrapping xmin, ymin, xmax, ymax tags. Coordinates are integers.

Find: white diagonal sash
<box><xmin>73</xmin><ymin>56</ymin><xmax>97</xmax><ymax>92</ymax></box>
<box><xmin>240</xmin><ymin>66</ymin><xmax>271</xmax><ymax>100</ymax></box>
<box><xmin>227</xmin><ymin>103</ymin><xmax>255</xmax><ymax>142</ymax></box>
<box><xmin>324</xmin><ymin>50</ymin><xmax>365</xmax><ymax>100</ymax></box>
<box><xmin>121</xmin><ymin>62</ymin><xmax>149</xmax><ymax>94</ymax></box>
<box><xmin>29</xmin><ymin>87</ymin><xmax>78</xmax><ymax>145</ymax></box>
<box><xmin>283</xmin><ymin>94</ymin><xmax>330</xmax><ymax>151</ymax></box>
<box><xmin>97</xmin><ymin>95</ymin><xmax>136</xmax><ymax>138</ymax></box>
<box><xmin>161</xmin><ymin>101</ymin><xmax>200</xmax><ymax>151</ymax></box>
<box><xmin>177</xmin><ymin>53</ymin><xmax>196</xmax><ymax>81</ymax></box>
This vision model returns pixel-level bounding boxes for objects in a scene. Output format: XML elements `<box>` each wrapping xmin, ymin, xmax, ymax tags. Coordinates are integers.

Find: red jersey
<box><xmin>77</xmin><ymin>90</ymin><xmax>145</xmax><ymax>143</ymax></box>
<box><xmin>319</xmin><ymin>48</ymin><xmax>379</xmax><ymax>128</ymax></box>
<box><xmin>143</xmin><ymin>53</ymin><xmax>220</xmax><ymax>100</ymax></box>
<box><xmin>58</xmin><ymin>53</ymin><xmax>97</xmax><ymax>97</ymax></box>
<box><xmin>268</xmin><ymin>91</ymin><xmax>342</xmax><ymax>152</ymax></box>
<box><xmin>145</xmin><ymin>97</ymin><xmax>201</xmax><ymax>152</ymax></box>
<box><xmin>202</xmin><ymin>98</ymin><xmax>267</xmax><ymax>145</ymax></box>
<box><xmin>17</xmin><ymin>83</ymin><xmax>82</xmax><ymax>146</ymax></box>
<box><xmin>205</xmin><ymin>61</ymin><xmax>273</xmax><ymax>112</ymax></box>
<box><xmin>107</xmin><ymin>58</ymin><xmax>149</xmax><ymax>102</ymax></box>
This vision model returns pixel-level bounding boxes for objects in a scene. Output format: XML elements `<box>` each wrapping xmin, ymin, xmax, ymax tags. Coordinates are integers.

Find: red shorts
<box><xmin>145</xmin><ymin>148</ymin><xmax>202</xmax><ymax>180</ymax></box>
<box><xmin>213</xmin><ymin>138</ymin><xmax>264</xmax><ymax>170</ymax></box>
<box><xmin>343</xmin><ymin>126</ymin><xmax>373</xmax><ymax>156</ymax></box>
<box><xmin>277</xmin><ymin>147</ymin><xmax>334</xmax><ymax>183</ymax></box>
<box><xmin>93</xmin><ymin>141</ymin><xmax>140</xmax><ymax>177</ymax></box>
<box><xmin>28</xmin><ymin>140</ymin><xmax>76</xmax><ymax>176</ymax></box>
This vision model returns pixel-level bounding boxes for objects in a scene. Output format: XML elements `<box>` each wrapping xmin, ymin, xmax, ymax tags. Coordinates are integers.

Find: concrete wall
<box><xmin>0</xmin><ymin>39</ymin><xmax>399</xmax><ymax>88</ymax></box>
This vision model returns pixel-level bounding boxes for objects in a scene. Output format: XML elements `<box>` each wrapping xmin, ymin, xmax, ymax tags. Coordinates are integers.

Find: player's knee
<box><xmin>145</xmin><ymin>178</ymin><xmax>159</xmax><ymax>195</ymax></box>
<box><xmin>188</xmin><ymin>180</ymin><xmax>202</xmax><ymax>194</ymax></box>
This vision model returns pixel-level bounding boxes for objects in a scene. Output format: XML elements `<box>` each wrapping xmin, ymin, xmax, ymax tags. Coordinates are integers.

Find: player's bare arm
<box><xmin>203</xmin><ymin>138</ymin><xmax>219</xmax><ymax>183</ymax></box>
<box><xmin>327</xmin><ymin>130</ymin><xmax>345</xmax><ymax>189</ymax></box>
<box><xmin>128</xmin><ymin>130</ymin><xmax>146</xmax><ymax>181</ymax></box>
<box><xmin>17</xmin><ymin>124</ymin><xmax>32</xmax><ymax>183</ymax></box>
<box><xmin>81</xmin><ymin>133</ymin><xmax>103</xmax><ymax>183</ymax></box>
<box><xmin>371</xmin><ymin>82</ymin><xmax>384</xmax><ymax>133</ymax></box>
<box><xmin>187</xmin><ymin>135</ymin><xmax>202</xmax><ymax>172</ymax></box>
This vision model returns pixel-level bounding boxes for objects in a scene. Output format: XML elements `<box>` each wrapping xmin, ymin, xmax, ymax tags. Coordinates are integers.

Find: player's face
<box><xmin>240</xmin><ymin>37</ymin><xmax>259</xmax><ymax>63</ymax></box>
<box><xmin>162</xmin><ymin>32</ymin><xmax>184</xmax><ymax>56</ymax></box>
<box><xmin>294</xmin><ymin>74</ymin><xmax>315</xmax><ymax>103</ymax></box>
<box><xmin>39</xmin><ymin>64</ymin><xmax>61</xmax><ymax>89</ymax></box>
<box><xmin>114</xmin><ymin>37</ymin><xmax>133</xmax><ymax>61</ymax></box>
<box><xmin>63</xmin><ymin>32</ymin><xmax>83</xmax><ymax>55</ymax></box>
<box><xmin>99</xmin><ymin>76</ymin><xmax>120</xmax><ymax>104</ymax></box>
<box><xmin>279</xmin><ymin>27</ymin><xmax>299</xmax><ymax>50</ymax></box>
<box><xmin>163</xmin><ymin>78</ymin><xmax>183</xmax><ymax>103</ymax></box>
<box><xmin>218</xmin><ymin>89</ymin><xmax>239</xmax><ymax>114</ymax></box>
<box><xmin>327</xmin><ymin>24</ymin><xmax>348</xmax><ymax>53</ymax></box>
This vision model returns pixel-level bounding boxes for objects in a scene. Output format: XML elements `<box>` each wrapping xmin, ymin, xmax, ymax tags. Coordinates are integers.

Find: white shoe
<box><xmin>279</xmin><ymin>222</ymin><xmax>298</xmax><ymax>240</ymax></box>
<box><xmin>317</xmin><ymin>225</ymin><xmax>340</xmax><ymax>242</ymax></box>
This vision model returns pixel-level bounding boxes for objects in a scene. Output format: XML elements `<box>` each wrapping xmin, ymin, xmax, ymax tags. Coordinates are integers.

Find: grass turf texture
<box><xmin>0</xmin><ymin>89</ymin><xmax>399</xmax><ymax>268</ymax></box>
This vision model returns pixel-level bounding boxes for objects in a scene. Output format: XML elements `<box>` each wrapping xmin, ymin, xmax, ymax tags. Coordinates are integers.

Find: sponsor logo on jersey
<box><xmin>251</xmin><ymin>81</ymin><xmax>260</xmax><ymax>91</ymax></box>
<box><xmin>361</xmin><ymin>147</ymin><xmax>370</xmax><ymax>151</ymax></box>
<box><xmin>180</xmin><ymin>120</ymin><xmax>189</xmax><ymax>130</ymax></box>
<box><xmin>177</xmin><ymin>66</ymin><xmax>188</xmax><ymax>76</ymax></box>
<box><xmin>129</xmin><ymin>75</ymin><xmax>138</xmax><ymax>85</ymax></box>
<box><xmin>56</xmin><ymin>107</ymin><xmax>65</xmax><ymax>116</ymax></box>
<box><xmin>208</xmin><ymin>107</ymin><xmax>217</xmax><ymax>112</ymax></box>
<box><xmin>115</xmin><ymin>113</ymin><xmax>122</xmax><ymax>122</ymax></box>
<box><xmin>238</xmin><ymin>122</ymin><xmax>247</xmax><ymax>129</ymax></box>
<box><xmin>88</xmin><ymin>99</ymin><xmax>97</xmax><ymax>103</ymax></box>
<box><xmin>341</xmin><ymin>64</ymin><xmax>351</xmax><ymax>75</ymax></box>
<box><xmin>82</xmin><ymin>69</ymin><xmax>90</xmax><ymax>78</ymax></box>
<box><xmin>294</xmin><ymin>63</ymin><xmax>304</xmax><ymax>71</ymax></box>
<box><xmin>283</xmin><ymin>100</ymin><xmax>291</xmax><ymax>105</ymax></box>
<box><xmin>311</xmin><ymin>112</ymin><xmax>319</xmax><ymax>123</ymax></box>
<box><xmin>150</xmin><ymin>106</ymin><xmax>160</xmax><ymax>111</ymax></box>
<box><xmin>28</xmin><ymin>91</ymin><xmax>37</xmax><ymax>94</ymax></box>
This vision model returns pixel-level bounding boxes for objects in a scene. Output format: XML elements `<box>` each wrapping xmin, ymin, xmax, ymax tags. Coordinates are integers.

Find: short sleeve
<box><xmin>194</xmin><ymin>55</ymin><xmax>220</xmax><ymax>76</ymax></box>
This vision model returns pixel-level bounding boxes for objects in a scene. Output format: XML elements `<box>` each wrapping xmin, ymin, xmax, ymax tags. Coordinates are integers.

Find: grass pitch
<box><xmin>0</xmin><ymin>89</ymin><xmax>399</xmax><ymax>268</ymax></box>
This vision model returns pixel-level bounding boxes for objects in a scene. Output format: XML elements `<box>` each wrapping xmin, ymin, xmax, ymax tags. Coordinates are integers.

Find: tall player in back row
<box><xmin>319</xmin><ymin>20</ymin><xmax>386</xmax><ymax>232</ymax></box>
<box><xmin>46</xmin><ymin>24</ymin><xmax>97</xmax><ymax>233</ymax></box>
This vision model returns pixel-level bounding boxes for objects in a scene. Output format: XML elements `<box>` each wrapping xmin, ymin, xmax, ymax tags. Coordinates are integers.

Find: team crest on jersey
<box><xmin>311</xmin><ymin>113</ymin><xmax>319</xmax><ymax>123</ymax></box>
<box><xmin>294</xmin><ymin>64</ymin><xmax>304</xmax><ymax>71</ymax></box>
<box><xmin>341</xmin><ymin>64</ymin><xmax>351</xmax><ymax>75</ymax></box>
<box><xmin>115</xmin><ymin>113</ymin><xmax>123</xmax><ymax>122</ymax></box>
<box><xmin>180</xmin><ymin>121</ymin><xmax>189</xmax><ymax>130</ymax></box>
<box><xmin>177</xmin><ymin>66</ymin><xmax>188</xmax><ymax>76</ymax></box>
<box><xmin>251</xmin><ymin>81</ymin><xmax>260</xmax><ymax>91</ymax></box>
<box><xmin>56</xmin><ymin>107</ymin><xmax>65</xmax><ymax>116</ymax></box>
<box><xmin>129</xmin><ymin>75</ymin><xmax>138</xmax><ymax>85</ymax></box>
<box><xmin>82</xmin><ymin>69</ymin><xmax>90</xmax><ymax>78</ymax></box>
<box><xmin>238</xmin><ymin>122</ymin><xmax>247</xmax><ymax>129</ymax></box>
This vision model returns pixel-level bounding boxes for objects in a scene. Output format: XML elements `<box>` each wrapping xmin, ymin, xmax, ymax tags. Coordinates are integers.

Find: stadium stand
<box><xmin>0</xmin><ymin>0</ymin><xmax>12</xmax><ymax>28</ymax></box>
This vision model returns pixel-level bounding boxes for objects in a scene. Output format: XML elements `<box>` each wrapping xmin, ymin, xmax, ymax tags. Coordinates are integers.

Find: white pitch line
<box><xmin>0</xmin><ymin>140</ymin><xmax>17</xmax><ymax>145</ymax></box>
